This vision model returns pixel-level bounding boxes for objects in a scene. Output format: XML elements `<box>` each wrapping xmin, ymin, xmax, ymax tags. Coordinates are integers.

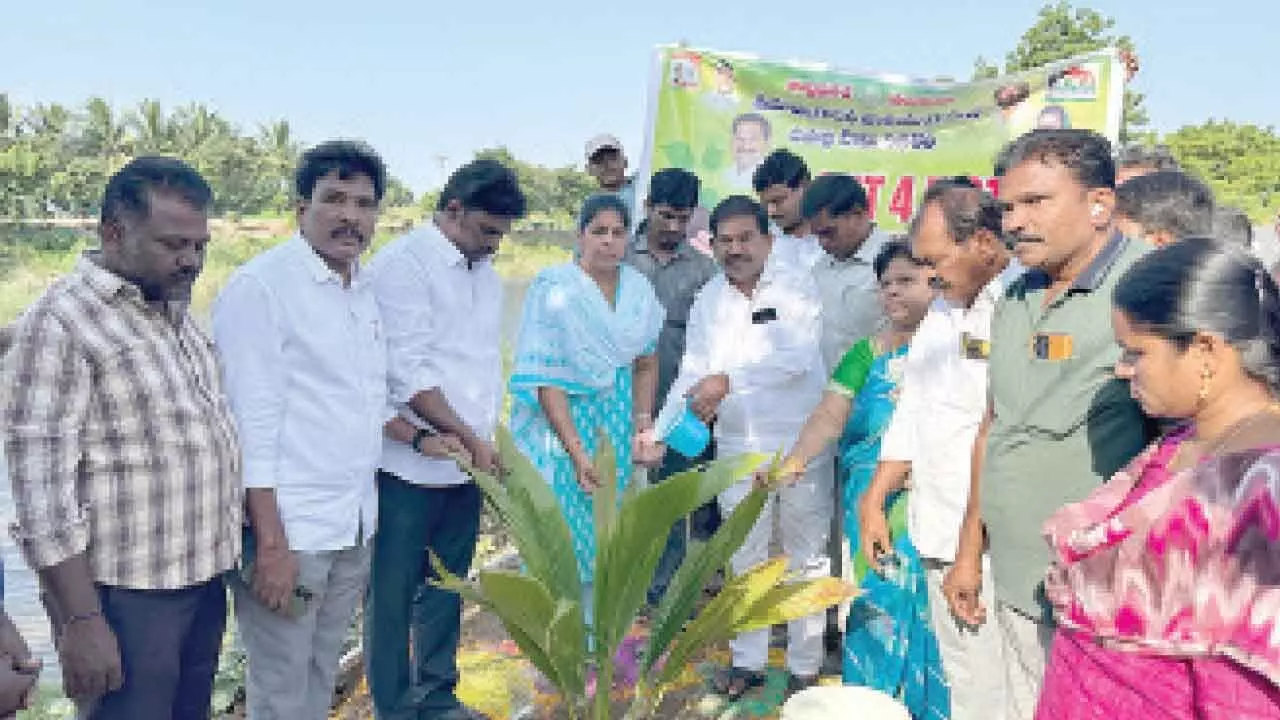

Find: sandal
<box><xmin>711</xmin><ymin>666</ymin><xmax>767</xmax><ymax>700</ymax></box>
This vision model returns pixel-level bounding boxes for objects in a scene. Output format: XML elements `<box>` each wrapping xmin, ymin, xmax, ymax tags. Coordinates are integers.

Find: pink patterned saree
<box><xmin>1036</xmin><ymin>426</ymin><xmax>1280</xmax><ymax>718</ymax></box>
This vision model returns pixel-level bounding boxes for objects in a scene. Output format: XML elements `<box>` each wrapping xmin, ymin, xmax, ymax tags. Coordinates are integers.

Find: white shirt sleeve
<box><xmin>211</xmin><ymin>273</ymin><xmax>285</xmax><ymax>490</ymax></box>
<box><xmin>372</xmin><ymin>250</ymin><xmax>445</xmax><ymax>405</ymax></box>
<box><xmin>725</xmin><ymin>274</ymin><xmax>823</xmax><ymax>394</ymax></box>
<box><xmin>879</xmin><ymin>364</ymin><xmax>916</xmax><ymax>462</ymax></box>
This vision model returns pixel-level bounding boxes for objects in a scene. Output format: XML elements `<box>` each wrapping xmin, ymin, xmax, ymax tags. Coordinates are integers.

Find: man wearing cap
<box><xmin>585</xmin><ymin>134</ymin><xmax>638</xmax><ymax>218</ymax></box>
<box><xmin>588</xmin><ymin>133</ymin><xmax>713</xmax><ymax>254</ymax></box>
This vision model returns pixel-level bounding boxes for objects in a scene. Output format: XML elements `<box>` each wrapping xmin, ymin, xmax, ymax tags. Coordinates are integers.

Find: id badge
<box><xmin>1031</xmin><ymin>332</ymin><xmax>1073</xmax><ymax>361</ymax></box>
<box><xmin>960</xmin><ymin>332</ymin><xmax>990</xmax><ymax>360</ymax></box>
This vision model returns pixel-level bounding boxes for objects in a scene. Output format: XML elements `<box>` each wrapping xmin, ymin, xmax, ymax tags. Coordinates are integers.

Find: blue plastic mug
<box><xmin>657</xmin><ymin>404</ymin><xmax>711</xmax><ymax>458</ymax></box>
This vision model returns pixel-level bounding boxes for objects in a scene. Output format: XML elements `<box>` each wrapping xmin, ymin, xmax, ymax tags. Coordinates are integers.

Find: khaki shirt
<box><xmin>981</xmin><ymin>233</ymin><xmax>1153</xmax><ymax>618</ymax></box>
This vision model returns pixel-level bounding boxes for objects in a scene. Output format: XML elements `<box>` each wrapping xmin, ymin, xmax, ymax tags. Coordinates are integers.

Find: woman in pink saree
<box><xmin>1037</xmin><ymin>237</ymin><xmax>1280</xmax><ymax>719</ymax></box>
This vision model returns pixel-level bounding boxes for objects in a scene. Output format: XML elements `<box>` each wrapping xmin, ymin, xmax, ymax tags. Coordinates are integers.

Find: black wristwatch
<box><xmin>411</xmin><ymin>427</ymin><xmax>431</xmax><ymax>453</ymax></box>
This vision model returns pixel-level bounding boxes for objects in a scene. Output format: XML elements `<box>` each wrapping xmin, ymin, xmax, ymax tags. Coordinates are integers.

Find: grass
<box><xmin>0</xmin><ymin>218</ymin><xmax>572</xmax><ymax>327</ymax></box>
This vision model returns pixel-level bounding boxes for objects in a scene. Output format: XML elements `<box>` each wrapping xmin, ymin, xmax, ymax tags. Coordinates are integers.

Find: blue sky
<box><xmin>4</xmin><ymin>0</ymin><xmax>1277</xmax><ymax>193</ymax></box>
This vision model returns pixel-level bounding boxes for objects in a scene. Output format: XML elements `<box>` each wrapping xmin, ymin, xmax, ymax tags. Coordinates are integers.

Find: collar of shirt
<box><xmin>1020</xmin><ymin>230</ymin><xmax>1129</xmax><ymax>296</ymax></box>
<box><xmin>414</xmin><ymin>221</ymin><xmax>481</xmax><ymax>270</ymax></box>
<box><xmin>288</xmin><ymin>234</ymin><xmax>366</xmax><ymax>288</ymax></box>
<box><xmin>958</xmin><ymin>257</ymin><xmax>1027</xmax><ymax>316</ymax></box>
<box><xmin>77</xmin><ymin>251</ymin><xmax>189</xmax><ymax>323</ymax></box>
<box><xmin>818</xmin><ymin>227</ymin><xmax>891</xmax><ymax>268</ymax></box>
<box><xmin>629</xmin><ymin>232</ymin><xmax>695</xmax><ymax>264</ymax></box>
<box><xmin>78</xmin><ymin>251</ymin><xmax>144</xmax><ymax>302</ymax></box>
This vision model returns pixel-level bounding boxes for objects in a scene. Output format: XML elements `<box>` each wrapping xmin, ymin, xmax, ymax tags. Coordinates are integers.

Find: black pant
<box><xmin>365</xmin><ymin>471</ymin><xmax>482</xmax><ymax>719</ymax></box>
<box><xmin>85</xmin><ymin>576</ymin><xmax>227</xmax><ymax>720</ymax></box>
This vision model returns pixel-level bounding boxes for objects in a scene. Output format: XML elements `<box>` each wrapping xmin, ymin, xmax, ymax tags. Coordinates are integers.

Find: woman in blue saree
<box><xmin>508</xmin><ymin>193</ymin><xmax>666</xmax><ymax>615</ymax></box>
<box><xmin>780</xmin><ymin>239</ymin><xmax>948</xmax><ymax>718</ymax></box>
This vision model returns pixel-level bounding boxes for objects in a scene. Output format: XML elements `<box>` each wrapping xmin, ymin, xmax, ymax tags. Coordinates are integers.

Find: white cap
<box><xmin>585</xmin><ymin>133</ymin><xmax>624</xmax><ymax>160</ymax></box>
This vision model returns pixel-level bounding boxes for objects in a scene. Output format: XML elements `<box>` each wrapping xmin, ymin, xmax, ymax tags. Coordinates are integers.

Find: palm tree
<box><xmin>127</xmin><ymin>99</ymin><xmax>170</xmax><ymax>154</ymax></box>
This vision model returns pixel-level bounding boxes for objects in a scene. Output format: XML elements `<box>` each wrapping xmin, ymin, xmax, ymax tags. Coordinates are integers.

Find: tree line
<box><xmin>0</xmin><ymin>96</ymin><xmax>598</xmax><ymax>222</ymax></box>
<box><xmin>3</xmin><ymin>3</ymin><xmax>1278</xmax><ymax>223</ymax></box>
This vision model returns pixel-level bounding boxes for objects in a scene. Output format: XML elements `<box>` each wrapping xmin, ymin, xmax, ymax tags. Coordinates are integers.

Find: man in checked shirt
<box><xmin>1</xmin><ymin>157</ymin><xmax>242</xmax><ymax>719</ymax></box>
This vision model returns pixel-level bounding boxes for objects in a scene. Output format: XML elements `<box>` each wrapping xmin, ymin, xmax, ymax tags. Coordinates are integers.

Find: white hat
<box><xmin>585</xmin><ymin>133</ymin><xmax>624</xmax><ymax>160</ymax></box>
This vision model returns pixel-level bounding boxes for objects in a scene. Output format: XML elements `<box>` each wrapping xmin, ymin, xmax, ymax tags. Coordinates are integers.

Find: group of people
<box><xmin>572</xmin><ymin>127</ymin><xmax>1280</xmax><ymax>720</ymax></box>
<box><xmin>0</xmin><ymin>145</ymin><xmax>527</xmax><ymax>719</ymax></box>
<box><xmin>0</xmin><ymin>121</ymin><xmax>1278</xmax><ymax>720</ymax></box>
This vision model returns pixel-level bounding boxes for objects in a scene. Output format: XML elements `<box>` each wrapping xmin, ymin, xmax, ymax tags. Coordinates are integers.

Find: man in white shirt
<box><xmin>662</xmin><ymin>195</ymin><xmax>831</xmax><ymax>697</ymax></box>
<box><xmin>752</xmin><ymin>149</ymin><xmax>825</xmax><ymax>272</ymax></box>
<box><xmin>857</xmin><ymin>178</ymin><xmax>1022</xmax><ymax>720</ymax></box>
<box><xmin>214</xmin><ymin>141</ymin><xmax>402</xmax><ymax>719</ymax></box>
<box><xmin>725</xmin><ymin>113</ymin><xmax>772</xmax><ymax>191</ymax></box>
<box><xmin>364</xmin><ymin>159</ymin><xmax>527</xmax><ymax>720</ymax></box>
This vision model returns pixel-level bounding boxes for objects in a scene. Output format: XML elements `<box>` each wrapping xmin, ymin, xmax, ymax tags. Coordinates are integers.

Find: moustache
<box><xmin>929</xmin><ymin>276</ymin><xmax>949</xmax><ymax>290</ymax></box>
<box><xmin>1004</xmin><ymin>231</ymin><xmax>1043</xmax><ymax>249</ymax></box>
<box><xmin>331</xmin><ymin>225</ymin><xmax>366</xmax><ymax>243</ymax></box>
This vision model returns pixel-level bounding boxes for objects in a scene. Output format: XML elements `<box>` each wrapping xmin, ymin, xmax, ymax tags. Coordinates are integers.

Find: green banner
<box><xmin>639</xmin><ymin>45</ymin><xmax>1124</xmax><ymax>231</ymax></box>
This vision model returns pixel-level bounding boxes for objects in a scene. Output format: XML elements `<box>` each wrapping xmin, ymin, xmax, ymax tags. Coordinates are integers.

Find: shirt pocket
<box><xmin>1020</xmin><ymin>335</ymin><xmax>1124</xmax><ymax>440</ymax></box>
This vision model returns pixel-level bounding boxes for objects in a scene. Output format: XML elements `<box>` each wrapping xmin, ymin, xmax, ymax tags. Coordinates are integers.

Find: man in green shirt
<box><xmin>944</xmin><ymin>129</ymin><xmax>1151</xmax><ymax>720</ymax></box>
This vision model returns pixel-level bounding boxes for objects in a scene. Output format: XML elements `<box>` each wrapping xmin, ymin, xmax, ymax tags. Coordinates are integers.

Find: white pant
<box><xmin>995</xmin><ymin>602</ymin><xmax>1053</xmax><ymax>720</ymax></box>
<box><xmin>923</xmin><ymin>555</ymin><xmax>1007</xmax><ymax>720</ymax></box>
<box><xmin>718</xmin><ymin>452</ymin><xmax>833</xmax><ymax>676</ymax></box>
<box><xmin>234</xmin><ymin>543</ymin><xmax>371</xmax><ymax>720</ymax></box>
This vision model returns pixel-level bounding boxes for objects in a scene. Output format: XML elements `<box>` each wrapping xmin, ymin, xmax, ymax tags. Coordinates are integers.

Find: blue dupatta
<box><xmin>509</xmin><ymin>262</ymin><xmax>664</xmax><ymax>402</ymax></box>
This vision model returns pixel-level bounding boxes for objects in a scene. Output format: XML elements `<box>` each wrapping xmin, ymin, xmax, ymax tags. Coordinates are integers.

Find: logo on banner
<box><xmin>1047</xmin><ymin>63</ymin><xmax>1100</xmax><ymax>101</ymax></box>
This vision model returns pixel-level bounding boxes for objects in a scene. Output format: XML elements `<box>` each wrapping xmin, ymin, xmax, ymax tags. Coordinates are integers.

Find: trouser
<box><xmin>647</xmin><ymin>440</ymin><xmax>717</xmax><ymax>606</ymax></box>
<box><xmin>995</xmin><ymin>602</ymin><xmax>1053</xmax><ymax>720</ymax></box>
<box><xmin>77</xmin><ymin>576</ymin><xmax>227</xmax><ymax>720</ymax></box>
<box><xmin>233</xmin><ymin>542</ymin><xmax>370</xmax><ymax>720</ymax></box>
<box><xmin>922</xmin><ymin>555</ymin><xmax>1007</xmax><ymax>720</ymax></box>
<box><xmin>365</xmin><ymin>472</ymin><xmax>482</xmax><ymax>719</ymax></box>
<box><xmin>719</xmin><ymin>451</ymin><xmax>833</xmax><ymax>676</ymax></box>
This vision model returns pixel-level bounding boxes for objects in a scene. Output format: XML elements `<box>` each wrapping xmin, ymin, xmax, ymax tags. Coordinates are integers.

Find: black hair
<box><xmin>992</xmin><ymin>144</ymin><xmax>1014</xmax><ymax>177</ymax></box>
<box><xmin>873</xmin><ymin>238</ymin><xmax>922</xmax><ymax>280</ymax></box>
<box><xmin>1114</xmin><ymin>170</ymin><xmax>1215</xmax><ymax>240</ymax></box>
<box><xmin>996</xmin><ymin>128</ymin><xmax>1116</xmax><ymax>190</ymax></box>
<box><xmin>577</xmin><ymin>193</ymin><xmax>631</xmax><ymax>234</ymax></box>
<box><xmin>295</xmin><ymin>139</ymin><xmax>388</xmax><ymax>202</ymax></box>
<box><xmin>910</xmin><ymin>176</ymin><xmax>1003</xmax><ymax>243</ymax></box>
<box><xmin>647</xmin><ymin>168</ymin><xmax>700</xmax><ymax>209</ymax></box>
<box><xmin>1116</xmin><ymin>143</ymin><xmax>1180</xmax><ymax>173</ymax></box>
<box><xmin>800</xmin><ymin>173</ymin><xmax>868</xmax><ymax>219</ymax></box>
<box><xmin>1114</xmin><ymin>236</ymin><xmax>1280</xmax><ymax>391</ymax></box>
<box><xmin>588</xmin><ymin>146</ymin><xmax>622</xmax><ymax>164</ymax></box>
<box><xmin>710</xmin><ymin>195</ymin><xmax>769</xmax><ymax>236</ymax></box>
<box><xmin>751</xmin><ymin>149</ymin><xmax>809</xmax><ymax>192</ymax></box>
<box><xmin>1212</xmin><ymin>206</ymin><xmax>1254</xmax><ymax>250</ymax></box>
<box><xmin>436</xmin><ymin>158</ymin><xmax>528</xmax><ymax>218</ymax></box>
<box><xmin>100</xmin><ymin>156</ymin><xmax>213</xmax><ymax>224</ymax></box>
<box><xmin>732</xmin><ymin>113</ymin><xmax>772</xmax><ymax>139</ymax></box>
